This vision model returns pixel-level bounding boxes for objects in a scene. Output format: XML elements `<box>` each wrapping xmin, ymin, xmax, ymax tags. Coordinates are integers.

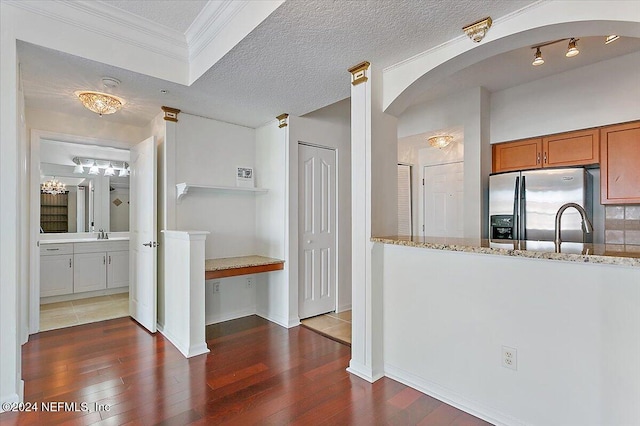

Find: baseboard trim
<box><xmin>0</xmin><ymin>392</ymin><xmax>21</xmax><ymax>413</ymax></box>
<box><xmin>384</xmin><ymin>363</ymin><xmax>525</xmax><ymax>426</ymax></box>
<box><xmin>255</xmin><ymin>309</ymin><xmax>290</xmax><ymax>329</ymax></box>
<box><xmin>158</xmin><ymin>327</ymin><xmax>209</xmax><ymax>359</ymax></box>
<box><xmin>337</xmin><ymin>304</ymin><xmax>352</xmax><ymax>313</ymax></box>
<box><xmin>206</xmin><ymin>307</ymin><xmax>256</xmax><ymax>326</ymax></box>
<box><xmin>347</xmin><ymin>360</ymin><xmax>384</xmax><ymax>383</ymax></box>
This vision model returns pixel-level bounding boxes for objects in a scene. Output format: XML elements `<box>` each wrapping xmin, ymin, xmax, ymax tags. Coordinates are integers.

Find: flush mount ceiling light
<box><xmin>74</xmin><ymin>91</ymin><xmax>125</xmax><ymax>116</ymax></box>
<box><xmin>428</xmin><ymin>135</ymin><xmax>453</xmax><ymax>149</ymax></box>
<box><xmin>605</xmin><ymin>35</ymin><xmax>620</xmax><ymax>44</ymax></box>
<box><xmin>565</xmin><ymin>38</ymin><xmax>580</xmax><ymax>57</ymax></box>
<box><xmin>41</xmin><ymin>177</ymin><xmax>66</xmax><ymax>195</ymax></box>
<box><xmin>462</xmin><ymin>17</ymin><xmax>492</xmax><ymax>43</ymax></box>
<box><xmin>532</xmin><ymin>47</ymin><xmax>545</xmax><ymax>66</ymax></box>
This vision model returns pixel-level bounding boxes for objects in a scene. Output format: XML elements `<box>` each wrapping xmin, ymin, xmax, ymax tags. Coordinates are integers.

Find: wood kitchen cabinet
<box><xmin>493</xmin><ymin>129</ymin><xmax>600</xmax><ymax>173</ymax></box>
<box><xmin>492</xmin><ymin>138</ymin><xmax>542</xmax><ymax>173</ymax></box>
<box><xmin>40</xmin><ymin>244</ymin><xmax>73</xmax><ymax>297</ymax></box>
<box><xmin>542</xmin><ymin>128</ymin><xmax>599</xmax><ymax>167</ymax></box>
<box><xmin>600</xmin><ymin>121</ymin><xmax>640</xmax><ymax>204</ymax></box>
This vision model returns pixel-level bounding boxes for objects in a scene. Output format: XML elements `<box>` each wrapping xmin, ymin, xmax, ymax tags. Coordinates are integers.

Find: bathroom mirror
<box><xmin>39</xmin><ymin>140</ymin><xmax>130</xmax><ymax>233</ymax></box>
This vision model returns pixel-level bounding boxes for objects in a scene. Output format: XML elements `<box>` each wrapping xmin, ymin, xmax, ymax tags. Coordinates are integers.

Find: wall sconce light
<box><xmin>428</xmin><ymin>135</ymin><xmax>453</xmax><ymax>149</ymax></box>
<box><xmin>565</xmin><ymin>38</ymin><xmax>579</xmax><ymax>57</ymax></box>
<box><xmin>462</xmin><ymin>17</ymin><xmax>492</xmax><ymax>43</ymax></box>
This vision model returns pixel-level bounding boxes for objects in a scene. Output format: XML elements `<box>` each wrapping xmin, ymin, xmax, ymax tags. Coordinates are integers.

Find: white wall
<box><xmin>255</xmin><ymin>120</ymin><xmax>289</xmax><ymax>327</ymax></box>
<box><xmin>172</xmin><ymin>113</ymin><xmax>259</xmax><ymax>324</ymax></box>
<box><xmin>382</xmin><ymin>243</ymin><xmax>640</xmax><ymax>426</ymax></box>
<box><xmin>26</xmin><ymin>108</ymin><xmax>148</xmax><ymax>145</ymax></box>
<box><xmin>491</xmin><ymin>51</ymin><xmax>640</xmax><ymax>143</ymax></box>
<box><xmin>397</xmin><ymin>87</ymin><xmax>489</xmax><ymax>238</ymax></box>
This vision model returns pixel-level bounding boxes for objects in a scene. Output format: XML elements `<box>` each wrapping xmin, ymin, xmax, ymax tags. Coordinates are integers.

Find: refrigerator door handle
<box><xmin>513</xmin><ymin>176</ymin><xmax>520</xmax><ymax>240</ymax></box>
<box><xmin>520</xmin><ymin>175</ymin><xmax>527</xmax><ymax>240</ymax></box>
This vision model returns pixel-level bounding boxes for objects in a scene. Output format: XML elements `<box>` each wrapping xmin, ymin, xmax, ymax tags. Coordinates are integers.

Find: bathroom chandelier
<box><xmin>74</xmin><ymin>91</ymin><xmax>125</xmax><ymax>116</ymax></box>
<box><xmin>428</xmin><ymin>135</ymin><xmax>453</xmax><ymax>149</ymax></box>
<box><xmin>41</xmin><ymin>177</ymin><xmax>66</xmax><ymax>195</ymax></box>
<box><xmin>73</xmin><ymin>157</ymin><xmax>129</xmax><ymax>177</ymax></box>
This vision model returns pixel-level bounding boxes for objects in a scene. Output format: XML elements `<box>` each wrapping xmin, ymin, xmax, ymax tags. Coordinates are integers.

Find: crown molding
<box><xmin>185</xmin><ymin>0</ymin><xmax>250</xmax><ymax>61</ymax></box>
<box><xmin>5</xmin><ymin>0</ymin><xmax>188</xmax><ymax>62</ymax></box>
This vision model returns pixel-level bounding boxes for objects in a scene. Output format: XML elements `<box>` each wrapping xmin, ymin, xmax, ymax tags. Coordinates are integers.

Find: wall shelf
<box><xmin>176</xmin><ymin>183</ymin><xmax>268</xmax><ymax>201</ymax></box>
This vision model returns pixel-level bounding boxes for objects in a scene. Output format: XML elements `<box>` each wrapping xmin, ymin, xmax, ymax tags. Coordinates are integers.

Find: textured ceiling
<box><xmin>97</xmin><ymin>0</ymin><xmax>208</xmax><ymax>33</ymax></box>
<box><xmin>25</xmin><ymin>0</ymin><xmax>635</xmax><ymax>130</ymax></box>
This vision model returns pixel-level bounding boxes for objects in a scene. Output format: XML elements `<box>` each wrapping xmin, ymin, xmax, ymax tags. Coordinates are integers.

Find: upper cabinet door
<box><xmin>600</xmin><ymin>121</ymin><xmax>640</xmax><ymax>204</ymax></box>
<box><xmin>543</xmin><ymin>129</ymin><xmax>599</xmax><ymax>168</ymax></box>
<box><xmin>492</xmin><ymin>138</ymin><xmax>542</xmax><ymax>173</ymax></box>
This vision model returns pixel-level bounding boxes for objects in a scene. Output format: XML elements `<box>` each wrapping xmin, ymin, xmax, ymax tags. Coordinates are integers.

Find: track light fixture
<box><xmin>532</xmin><ymin>47</ymin><xmax>544</xmax><ymax>66</ymax></box>
<box><xmin>531</xmin><ymin>37</ymin><xmax>584</xmax><ymax>67</ymax></box>
<box><xmin>605</xmin><ymin>35</ymin><xmax>620</xmax><ymax>44</ymax></box>
<box><xmin>565</xmin><ymin>38</ymin><xmax>579</xmax><ymax>57</ymax></box>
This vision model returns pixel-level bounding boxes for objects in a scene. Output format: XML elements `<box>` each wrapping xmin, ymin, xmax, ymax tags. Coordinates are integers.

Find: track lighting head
<box><xmin>532</xmin><ymin>47</ymin><xmax>544</xmax><ymax>66</ymax></box>
<box><xmin>566</xmin><ymin>38</ymin><xmax>579</xmax><ymax>57</ymax></box>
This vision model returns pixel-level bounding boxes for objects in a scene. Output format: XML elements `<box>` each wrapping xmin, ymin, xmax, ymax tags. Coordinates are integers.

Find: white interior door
<box><xmin>423</xmin><ymin>162</ymin><xmax>464</xmax><ymax>237</ymax></box>
<box><xmin>298</xmin><ymin>144</ymin><xmax>336</xmax><ymax>319</ymax></box>
<box><xmin>129</xmin><ymin>136</ymin><xmax>157</xmax><ymax>332</ymax></box>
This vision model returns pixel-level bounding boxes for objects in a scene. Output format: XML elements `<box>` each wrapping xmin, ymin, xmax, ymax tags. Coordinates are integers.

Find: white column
<box><xmin>348</xmin><ymin>62</ymin><xmax>399</xmax><ymax>382</ymax></box>
<box><xmin>160</xmin><ymin>230</ymin><xmax>210</xmax><ymax>358</ymax></box>
<box><xmin>0</xmin><ymin>5</ymin><xmax>23</xmax><ymax>408</ymax></box>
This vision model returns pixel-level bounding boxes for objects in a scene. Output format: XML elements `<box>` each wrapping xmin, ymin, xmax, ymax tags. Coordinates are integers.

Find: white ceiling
<box><xmin>18</xmin><ymin>0</ymin><xmax>639</xmax><ymax>130</ymax></box>
<box><xmin>98</xmin><ymin>0</ymin><xmax>209</xmax><ymax>33</ymax></box>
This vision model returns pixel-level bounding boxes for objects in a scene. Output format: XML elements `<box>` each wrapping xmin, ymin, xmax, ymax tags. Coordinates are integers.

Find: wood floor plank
<box><xmin>0</xmin><ymin>315</ymin><xmax>492</xmax><ymax>425</ymax></box>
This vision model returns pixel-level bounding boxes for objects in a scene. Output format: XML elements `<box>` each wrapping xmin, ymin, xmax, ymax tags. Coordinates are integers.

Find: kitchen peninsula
<box><xmin>374</xmin><ymin>233</ymin><xmax>639</xmax><ymax>426</ymax></box>
<box><xmin>372</xmin><ymin>235</ymin><xmax>640</xmax><ymax>267</ymax></box>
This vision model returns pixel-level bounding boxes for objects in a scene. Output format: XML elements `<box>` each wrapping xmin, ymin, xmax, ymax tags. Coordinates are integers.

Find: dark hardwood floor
<box><xmin>0</xmin><ymin>315</ymin><xmax>492</xmax><ymax>425</ymax></box>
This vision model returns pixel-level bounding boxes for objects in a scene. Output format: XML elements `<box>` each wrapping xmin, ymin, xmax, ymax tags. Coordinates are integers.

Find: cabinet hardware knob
<box><xmin>103</xmin><ymin>256</ymin><xmax>106</xmax><ymax>265</ymax></box>
<box><xmin>544</xmin><ymin>152</ymin><xmax>547</xmax><ymax>163</ymax></box>
<box><xmin>109</xmin><ymin>256</ymin><xmax>111</xmax><ymax>265</ymax></box>
<box><xmin>537</xmin><ymin>153</ymin><xmax>540</xmax><ymax>164</ymax></box>
<box><xmin>69</xmin><ymin>259</ymin><xmax>72</xmax><ymax>268</ymax></box>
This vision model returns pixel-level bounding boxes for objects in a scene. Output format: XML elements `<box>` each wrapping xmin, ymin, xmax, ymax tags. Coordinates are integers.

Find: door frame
<box><xmin>297</xmin><ymin>142</ymin><xmax>338</xmax><ymax>319</ymax></box>
<box><xmin>29</xmin><ymin>130</ymin><xmax>131</xmax><ymax>334</ymax></box>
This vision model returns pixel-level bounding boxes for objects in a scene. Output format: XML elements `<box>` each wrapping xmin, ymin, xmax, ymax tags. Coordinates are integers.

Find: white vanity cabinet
<box><xmin>40</xmin><ymin>244</ymin><xmax>74</xmax><ymax>297</ymax></box>
<box><xmin>74</xmin><ymin>241</ymin><xmax>129</xmax><ymax>293</ymax></box>
<box><xmin>40</xmin><ymin>239</ymin><xmax>129</xmax><ymax>299</ymax></box>
<box><xmin>107</xmin><ymin>250</ymin><xmax>129</xmax><ymax>288</ymax></box>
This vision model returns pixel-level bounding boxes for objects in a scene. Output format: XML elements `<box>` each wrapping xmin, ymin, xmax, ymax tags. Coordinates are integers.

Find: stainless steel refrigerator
<box><xmin>489</xmin><ymin>168</ymin><xmax>592</xmax><ymax>242</ymax></box>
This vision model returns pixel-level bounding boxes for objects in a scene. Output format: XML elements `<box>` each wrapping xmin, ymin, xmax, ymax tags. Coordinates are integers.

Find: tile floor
<box><xmin>300</xmin><ymin>310</ymin><xmax>351</xmax><ymax>346</ymax></box>
<box><xmin>40</xmin><ymin>293</ymin><xmax>129</xmax><ymax>332</ymax></box>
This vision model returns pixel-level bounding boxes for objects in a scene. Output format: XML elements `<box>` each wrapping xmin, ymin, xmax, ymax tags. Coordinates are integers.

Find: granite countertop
<box><xmin>205</xmin><ymin>255</ymin><xmax>285</xmax><ymax>272</ymax></box>
<box><xmin>40</xmin><ymin>237</ymin><xmax>129</xmax><ymax>244</ymax></box>
<box><xmin>371</xmin><ymin>236</ymin><xmax>640</xmax><ymax>268</ymax></box>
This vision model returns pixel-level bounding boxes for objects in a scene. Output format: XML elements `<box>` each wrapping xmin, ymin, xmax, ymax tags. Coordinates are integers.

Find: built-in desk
<box><xmin>205</xmin><ymin>255</ymin><xmax>284</xmax><ymax>279</ymax></box>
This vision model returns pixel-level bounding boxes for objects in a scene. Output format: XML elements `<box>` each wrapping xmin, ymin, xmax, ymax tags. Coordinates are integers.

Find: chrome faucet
<box><xmin>554</xmin><ymin>202</ymin><xmax>593</xmax><ymax>246</ymax></box>
<box><xmin>97</xmin><ymin>229</ymin><xmax>108</xmax><ymax>240</ymax></box>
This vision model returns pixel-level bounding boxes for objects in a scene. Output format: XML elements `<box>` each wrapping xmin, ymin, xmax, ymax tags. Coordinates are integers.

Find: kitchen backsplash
<box><xmin>605</xmin><ymin>205</ymin><xmax>640</xmax><ymax>248</ymax></box>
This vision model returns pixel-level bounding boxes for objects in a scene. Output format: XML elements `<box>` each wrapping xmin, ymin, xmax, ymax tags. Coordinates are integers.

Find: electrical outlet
<box><xmin>213</xmin><ymin>282</ymin><xmax>220</xmax><ymax>294</ymax></box>
<box><xmin>502</xmin><ymin>346</ymin><xmax>517</xmax><ymax>370</ymax></box>
<box><xmin>246</xmin><ymin>277</ymin><xmax>254</xmax><ymax>288</ymax></box>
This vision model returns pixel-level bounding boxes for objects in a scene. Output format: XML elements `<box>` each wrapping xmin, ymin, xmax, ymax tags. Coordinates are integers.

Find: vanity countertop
<box><xmin>40</xmin><ymin>237</ymin><xmax>129</xmax><ymax>244</ymax></box>
<box><xmin>371</xmin><ymin>236</ymin><xmax>640</xmax><ymax>268</ymax></box>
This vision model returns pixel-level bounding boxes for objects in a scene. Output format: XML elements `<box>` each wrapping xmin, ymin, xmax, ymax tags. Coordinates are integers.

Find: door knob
<box><xmin>143</xmin><ymin>241</ymin><xmax>159</xmax><ymax>247</ymax></box>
